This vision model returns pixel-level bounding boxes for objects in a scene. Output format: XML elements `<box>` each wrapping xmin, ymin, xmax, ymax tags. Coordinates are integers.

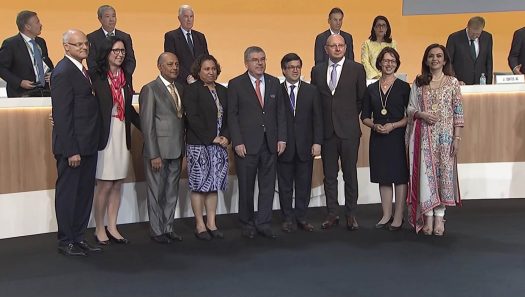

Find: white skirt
<box><xmin>96</xmin><ymin>105</ymin><xmax>130</xmax><ymax>180</ymax></box>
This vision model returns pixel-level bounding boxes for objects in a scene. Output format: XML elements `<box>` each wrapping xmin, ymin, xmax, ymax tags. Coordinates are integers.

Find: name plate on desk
<box><xmin>495</xmin><ymin>75</ymin><xmax>525</xmax><ymax>84</ymax></box>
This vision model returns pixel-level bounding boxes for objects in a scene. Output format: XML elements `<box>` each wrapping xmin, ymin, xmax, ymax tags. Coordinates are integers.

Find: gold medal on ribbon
<box><xmin>381</xmin><ymin>108</ymin><xmax>387</xmax><ymax>115</ymax></box>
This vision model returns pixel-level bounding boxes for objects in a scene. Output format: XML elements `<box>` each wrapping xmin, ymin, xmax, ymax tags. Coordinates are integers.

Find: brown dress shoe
<box><xmin>281</xmin><ymin>221</ymin><xmax>295</xmax><ymax>233</ymax></box>
<box><xmin>346</xmin><ymin>216</ymin><xmax>359</xmax><ymax>231</ymax></box>
<box><xmin>321</xmin><ymin>215</ymin><xmax>340</xmax><ymax>229</ymax></box>
<box><xmin>297</xmin><ymin>221</ymin><xmax>315</xmax><ymax>232</ymax></box>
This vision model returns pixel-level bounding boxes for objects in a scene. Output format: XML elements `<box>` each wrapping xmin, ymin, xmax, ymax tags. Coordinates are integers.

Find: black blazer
<box><xmin>183</xmin><ymin>80</ymin><xmax>229</xmax><ymax>145</ymax></box>
<box><xmin>0</xmin><ymin>33</ymin><xmax>54</xmax><ymax>97</ymax></box>
<box><xmin>51</xmin><ymin>57</ymin><xmax>100</xmax><ymax>157</ymax></box>
<box><xmin>164</xmin><ymin>28</ymin><xmax>209</xmax><ymax>85</ymax></box>
<box><xmin>311</xmin><ymin>59</ymin><xmax>366</xmax><ymax>140</ymax></box>
<box><xmin>278</xmin><ymin>81</ymin><xmax>323</xmax><ymax>162</ymax></box>
<box><xmin>508</xmin><ymin>27</ymin><xmax>525</xmax><ymax>74</ymax></box>
<box><xmin>227</xmin><ymin>72</ymin><xmax>287</xmax><ymax>154</ymax></box>
<box><xmin>87</xmin><ymin>28</ymin><xmax>136</xmax><ymax>76</ymax></box>
<box><xmin>314</xmin><ymin>29</ymin><xmax>354</xmax><ymax>65</ymax></box>
<box><xmin>446</xmin><ymin>29</ymin><xmax>493</xmax><ymax>85</ymax></box>
<box><xmin>91</xmin><ymin>71</ymin><xmax>140</xmax><ymax>150</ymax></box>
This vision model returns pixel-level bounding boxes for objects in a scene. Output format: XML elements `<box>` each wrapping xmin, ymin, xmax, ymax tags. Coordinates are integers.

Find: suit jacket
<box><xmin>87</xmin><ymin>28</ymin><xmax>136</xmax><ymax>76</ymax></box>
<box><xmin>164</xmin><ymin>28</ymin><xmax>209</xmax><ymax>85</ymax></box>
<box><xmin>51</xmin><ymin>57</ymin><xmax>100</xmax><ymax>157</ymax></box>
<box><xmin>227</xmin><ymin>72</ymin><xmax>286</xmax><ymax>154</ymax></box>
<box><xmin>314</xmin><ymin>29</ymin><xmax>354</xmax><ymax>65</ymax></box>
<box><xmin>0</xmin><ymin>33</ymin><xmax>54</xmax><ymax>97</ymax></box>
<box><xmin>91</xmin><ymin>71</ymin><xmax>141</xmax><ymax>150</ymax></box>
<box><xmin>310</xmin><ymin>59</ymin><xmax>366</xmax><ymax>140</ymax></box>
<box><xmin>182</xmin><ymin>80</ymin><xmax>229</xmax><ymax>145</ymax></box>
<box><xmin>278</xmin><ymin>81</ymin><xmax>323</xmax><ymax>162</ymax></box>
<box><xmin>139</xmin><ymin>76</ymin><xmax>185</xmax><ymax>160</ymax></box>
<box><xmin>508</xmin><ymin>27</ymin><xmax>525</xmax><ymax>74</ymax></box>
<box><xmin>446</xmin><ymin>29</ymin><xmax>493</xmax><ymax>85</ymax></box>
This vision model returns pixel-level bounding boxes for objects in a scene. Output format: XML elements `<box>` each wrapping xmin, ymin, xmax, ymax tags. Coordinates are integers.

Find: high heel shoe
<box><xmin>206</xmin><ymin>227</ymin><xmax>224</xmax><ymax>239</ymax></box>
<box><xmin>106</xmin><ymin>227</ymin><xmax>130</xmax><ymax>244</ymax></box>
<box><xmin>388</xmin><ymin>219</ymin><xmax>404</xmax><ymax>231</ymax></box>
<box><xmin>195</xmin><ymin>230</ymin><xmax>212</xmax><ymax>241</ymax></box>
<box><xmin>375</xmin><ymin>217</ymin><xmax>393</xmax><ymax>229</ymax></box>
<box><xmin>433</xmin><ymin>216</ymin><xmax>445</xmax><ymax>236</ymax></box>
<box><xmin>422</xmin><ymin>216</ymin><xmax>433</xmax><ymax>235</ymax></box>
<box><xmin>93</xmin><ymin>233</ymin><xmax>110</xmax><ymax>245</ymax></box>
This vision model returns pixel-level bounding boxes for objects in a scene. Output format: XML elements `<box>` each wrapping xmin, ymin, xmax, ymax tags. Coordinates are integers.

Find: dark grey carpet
<box><xmin>0</xmin><ymin>199</ymin><xmax>524</xmax><ymax>297</ymax></box>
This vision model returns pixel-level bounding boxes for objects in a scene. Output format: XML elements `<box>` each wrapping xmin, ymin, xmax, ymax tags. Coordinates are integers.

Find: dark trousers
<box><xmin>322</xmin><ymin>134</ymin><xmax>360</xmax><ymax>217</ymax></box>
<box><xmin>277</xmin><ymin>155</ymin><xmax>313</xmax><ymax>222</ymax></box>
<box><xmin>54</xmin><ymin>154</ymin><xmax>97</xmax><ymax>245</ymax></box>
<box><xmin>235</xmin><ymin>138</ymin><xmax>277</xmax><ymax>231</ymax></box>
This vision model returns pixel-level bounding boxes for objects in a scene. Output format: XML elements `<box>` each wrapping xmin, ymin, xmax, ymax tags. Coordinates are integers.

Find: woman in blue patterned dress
<box><xmin>182</xmin><ymin>54</ymin><xmax>229</xmax><ymax>240</ymax></box>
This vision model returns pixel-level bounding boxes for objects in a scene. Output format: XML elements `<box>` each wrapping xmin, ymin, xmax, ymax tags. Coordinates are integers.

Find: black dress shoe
<box><xmin>151</xmin><ymin>235</ymin><xmax>172</xmax><ymax>244</ymax></box>
<box><xmin>375</xmin><ymin>217</ymin><xmax>394</xmax><ymax>229</ymax></box>
<box><xmin>106</xmin><ymin>229</ymin><xmax>130</xmax><ymax>244</ymax></box>
<box><xmin>165</xmin><ymin>232</ymin><xmax>183</xmax><ymax>242</ymax></box>
<box><xmin>76</xmin><ymin>241</ymin><xmax>103</xmax><ymax>253</ymax></box>
<box><xmin>321</xmin><ymin>215</ymin><xmax>340</xmax><ymax>229</ymax></box>
<box><xmin>257</xmin><ymin>228</ymin><xmax>278</xmax><ymax>239</ymax></box>
<box><xmin>58</xmin><ymin>243</ymin><xmax>87</xmax><ymax>257</ymax></box>
<box><xmin>281</xmin><ymin>221</ymin><xmax>295</xmax><ymax>233</ymax></box>
<box><xmin>195</xmin><ymin>230</ymin><xmax>212</xmax><ymax>241</ymax></box>
<box><xmin>207</xmin><ymin>228</ymin><xmax>224</xmax><ymax>239</ymax></box>
<box><xmin>346</xmin><ymin>216</ymin><xmax>359</xmax><ymax>231</ymax></box>
<box><xmin>241</xmin><ymin>228</ymin><xmax>256</xmax><ymax>239</ymax></box>
<box><xmin>93</xmin><ymin>234</ymin><xmax>110</xmax><ymax>245</ymax></box>
<box><xmin>297</xmin><ymin>221</ymin><xmax>315</xmax><ymax>232</ymax></box>
<box><xmin>389</xmin><ymin>219</ymin><xmax>404</xmax><ymax>231</ymax></box>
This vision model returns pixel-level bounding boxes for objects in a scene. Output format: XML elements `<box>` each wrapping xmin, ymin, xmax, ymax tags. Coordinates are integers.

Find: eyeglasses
<box><xmin>382</xmin><ymin>59</ymin><xmax>397</xmax><ymax>64</ymax></box>
<box><xmin>249</xmin><ymin>57</ymin><xmax>266</xmax><ymax>63</ymax></box>
<box><xmin>67</xmin><ymin>42</ymin><xmax>90</xmax><ymax>48</ymax></box>
<box><xmin>374</xmin><ymin>23</ymin><xmax>387</xmax><ymax>29</ymax></box>
<box><xmin>285</xmin><ymin>65</ymin><xmax>302</xmax><ymax>71</ymax></box>
<box><xmin>111</xmin><ymin>48</ymin><xmax>126</xmax><ymax>55</ymax></box>
<box><xmin>326</xmin><ymin>44</ymin><xmax>346</xmax><ymax>49</ymax></box>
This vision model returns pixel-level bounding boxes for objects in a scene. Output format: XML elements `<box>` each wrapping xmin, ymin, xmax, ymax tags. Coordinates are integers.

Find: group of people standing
<box><xmin>4</xmin><ymin>4</ymin><xmax>523</xmax><ymax>257</ymax></box>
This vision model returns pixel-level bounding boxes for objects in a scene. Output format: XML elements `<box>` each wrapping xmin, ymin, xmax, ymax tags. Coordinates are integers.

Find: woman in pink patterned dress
<box><xmin>406</xmin><ymin>44</ymin><xmax>464</xmax><ymax>236</ymax></box>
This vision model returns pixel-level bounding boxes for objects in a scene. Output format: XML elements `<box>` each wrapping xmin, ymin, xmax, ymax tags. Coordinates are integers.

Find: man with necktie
<box><xmin>446</xmin><ymin>16</ymin><xmax>493</xmax><ymax>85</ymax></box>
<box><xmin>87</xmin><ymin>5</ymin><xmax>137</xmax><ymax>77</ymax></box>
<box><xmin>277</xmin><ymin>53</ymin><xmax>323</xmax><ymax>233</ymax></box>
<box><xmin>0</xmin><ymin>10</ymin><xmax>54</xmax><ymax>97</ymax></box>
<box><xmin>508</xmin><ymin>26</ymin><xmax>525</xmax><ymax>75</ymax></box>
<box><xmin>314</xmin><ymin>7</ymin><xmax>354</xmax><ymax>66</ymax></box>
<box><xmin>310</xmin><ymin>34</ymin><xmax>366</xmax><ymax>231</ymax></box>
<box><xmin>139</xmin><ymin>52</ymin><xmax>185</xmax><ymax>244</ymax></box>
<box><xmin>228</xmin><ymin>46</ymin><xmax>287</xmax><ymax>239</ymax></box>
<box><xmin>164</xmin><ymin>5</ymin><xmax>209</xmax><ymax>85</ymax></box>
<box><xmin>52</xmin><ymin>29</ymin><xmax>101</xmax><ymax>256</ymax></box>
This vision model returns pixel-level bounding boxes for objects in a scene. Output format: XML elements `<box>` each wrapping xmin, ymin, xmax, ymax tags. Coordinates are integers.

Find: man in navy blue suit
<box><xmin>51</xmin><ymin>29</ymin><xmax>101</xmax><ymax>256</ymax></box>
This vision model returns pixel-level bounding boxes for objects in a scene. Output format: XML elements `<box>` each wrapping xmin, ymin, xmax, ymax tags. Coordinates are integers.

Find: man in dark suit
<box><xmin>164</xmin><ymin>5</ymin><xmax>209</xmax><ymax>85</ymax></box>
<box><xmin>0</xmin><ymin>10</ymin><xmax>54</xmax><ymax>97</ymax></box>
<box><xmin>52</xmin><ymin>29</ymin><xmax>101</xmax><ymax>256</ymax></box>
<box><xmin>87</xmin><ymin>5</ymin><xmax>136</xmax><ymax>76</ymax></box>
<box><xmin>508</xmin><ymin>26</ymin><xmax>525</xmax><ymax>75</ymax></box>
<box><xmin>278</xmin><ymin>53</ymin><xmax>322</xmax><ymax>233</ymax></box>
<box><xmin>228</xmin><ymin>46</ymin><xmax>287</xmax><ymax>239</ymax></box>
<box><xmin>446</xmin><ymin>16</ymin><xmax>493</xmax><ymax>85</ymax></box>
<box><xmin>310</xmin><ymin>34</ymin><xmax>366</xmax><ymax>231</ymax></box>
<box><xmin>314</xmin><ymin>7</ymin><xmax>354</xmax><ymax>65</ymax></box>
<box><xmin>139</xmin><ymin>52</ymin><xmax>185</xmax><ymax>244</ymax></box>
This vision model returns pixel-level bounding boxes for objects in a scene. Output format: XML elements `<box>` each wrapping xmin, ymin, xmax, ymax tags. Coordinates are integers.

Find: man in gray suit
<box><xmin>139</xmin><ymin>52</ymin><xmax>185</xmax><ymax>244</ymax></box>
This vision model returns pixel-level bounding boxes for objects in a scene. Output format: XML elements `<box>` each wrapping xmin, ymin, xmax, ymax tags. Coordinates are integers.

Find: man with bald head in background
<box><xmin>314</xmin><ymin>7</ymin><xmax>354</xmax><ymax>65</ymax></box>
<box><xmin>140</xmin><ymin>52</ymin><xmax>185</xmax><ymax>244</ymax></box>
<box><xmin>310</xmin><ymin>34</ymin><xmax>366</xmax><ymax>231</ymax></box>
<box><xmin>164</xmin><ymin>4</ymin><xmax>209</xmax><ymax>85</ymax></box>
<box><xmin>0</xmin><ymin>10</ymin><xmax>54</xmax><ymax>97</ymax></box>
<box><xmin>52</xmin><ymin>29</ymin><xmax>101</xmax><ymax>256</ymax></box>
<box><xmin>87</xmin><ymin>5</ymin><xmax>136</xmax><ymax>76</ymax></box>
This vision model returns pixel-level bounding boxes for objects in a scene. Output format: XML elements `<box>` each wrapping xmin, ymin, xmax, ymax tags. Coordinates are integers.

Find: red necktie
<box><xmin>255</xmin><ymin>79</ymin><xmax>264</xmax><ymax>108</ymax></box>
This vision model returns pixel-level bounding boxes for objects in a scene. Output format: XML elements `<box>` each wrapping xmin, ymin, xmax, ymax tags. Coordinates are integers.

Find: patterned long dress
<box><xmin>405</xmin><ymin>76</ymin><xmax>465</xmax><ymax>233</ymax></box>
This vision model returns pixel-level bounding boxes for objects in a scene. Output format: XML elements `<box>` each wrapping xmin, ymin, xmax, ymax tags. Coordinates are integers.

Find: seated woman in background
<box><xmin>361</xmin><ymin>15</ymin><xmax>397</xmax><ymax>80</ymax></box>
<box><xmin>92</xmin><ymin>36</ymin><xmax>140</xmax><ymax>245</ymax></box>
<box><xmin>406</xmin><ymin>43</ymin><xmax>464</xmax><ymax>236</ymax></box>
<box><xmin>361</xmin><ymin>47</ymin><xmax>410</xmax><ymax>231</ymax></box>
<box><xmin>182</xmin><ymin>54</ymin><xmax>229</xmax><ymax>241</ymax></box>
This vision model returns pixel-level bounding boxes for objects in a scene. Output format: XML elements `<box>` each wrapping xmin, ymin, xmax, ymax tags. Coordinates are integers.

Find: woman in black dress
<box><xmin>361</xmin><ymin>47</ymin><xmax>409</xmax><ymax>231</ymax></box>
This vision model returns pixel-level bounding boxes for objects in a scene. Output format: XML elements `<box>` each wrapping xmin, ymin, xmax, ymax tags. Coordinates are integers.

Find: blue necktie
<box><xmin>289</xmin><ymin>85</ymin><xmax>296</xmax><ymax>113</ymax></box>
<box><xmin>329</xmin><ymin>64</ymin><xmax>338</xmax><ymax>92</ymax></box>
<box><xmin>29</xmin><ymin>39</ymin><xmax>45</xmax><ymax>86</ymax></box>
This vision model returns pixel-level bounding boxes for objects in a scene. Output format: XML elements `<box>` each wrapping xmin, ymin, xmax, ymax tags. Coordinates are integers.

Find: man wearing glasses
<box><xmin>87</xmin><ymin>5</ymin><xmax>136</xmax><ymax>78</ymax></box>
<box><xmin>0</xmin><ymin>10</ymin><xmax>54</xmax><ymax>97</ymax></box>
<box><xmin>310</xmin><ymin>34</ymin><xmax>366</xmax><ymax>231</ymax></box>
<box><xmin>228</xmin><ymin>46</ymin><xmax>287</xmax><ymax>239</ymax></box>
<box><xmin>51</xmin><ymin>29</ymin><xmax>102</xmax><ymax>256</ymax></box>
